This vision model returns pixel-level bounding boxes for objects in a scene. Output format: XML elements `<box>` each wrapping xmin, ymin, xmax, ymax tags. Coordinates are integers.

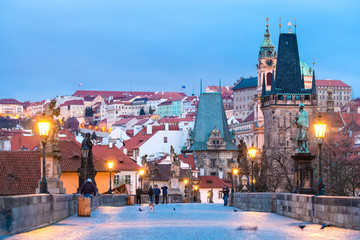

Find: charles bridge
<box><xmin>0</xmin><ymin>192</ymin><xmax>359</xmax><ymax>239</ymax></box>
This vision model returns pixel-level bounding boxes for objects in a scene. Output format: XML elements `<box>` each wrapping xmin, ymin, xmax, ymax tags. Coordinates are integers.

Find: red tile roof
<box><xmin>58</xmin><ymin>140</ymin><xmax>140</xmax><ymax>172</ymax></box>
<box><xmin>58</xmin><ymin>129</ymin><xmax>76</xmax><ymax>140</ymax></box>
<box><xmin>73</xmin><ymin>90</ymin><xmax>154</xmax><ymax>99</ymax></box>
<box><xmin>158</xmin><ymin>100</ymin><xmax>172</xmax><ymax>106</ymax></box>
<box><xmin>178</xmin><ymin>154</ymin><xmax>196</xmax><ymax>170</ymax></box>
<box><xmin>0</xmin><ymin>98</ymin><xmax>22</xmax><ymax>105</ymax></box>
<box><xmin>122</xmin><ymin>125</ymin><xmax>180</xmax><ymax>154</ymax></box>
<box><xmin>10</xmin><ymin>136</ymin><xmax>40</xmax><ymax>151</ymax></box>
<box><xmin>59</xmin><ymin>99</ymin><xmax>84</xmax><ymax>107</ymax></box>
<box><xmin>322</xmin><ymin>112</ymin><xmax>345</xmax><ymax>129</ymax></box>
<box><xmin>0</xmin><ymin>151</ymin><xmax>41</xmax><ymax>195</ymax></box>
<box><xmin>244</xmin><ymin>111</ymin><xmax>254</xmax><ymax>122</ymax></box>
<box><xmin>316</xmin><ymin>80</ymin><xmax>350</xmax><ymax>88</ymax></box>
<box><xmin>92</xmin><ymin>145</ymin><xmax>140</xmax><ymax>171</ymax></box>
<box><xmin>198</xmin><ymin>175</ymin><xmax>228</xmax><ymax>188</ymax></box>
<box><xmin>113</xmin><ymin>118</ymin><xmax>135</xmax><ymax>125</ymax></box>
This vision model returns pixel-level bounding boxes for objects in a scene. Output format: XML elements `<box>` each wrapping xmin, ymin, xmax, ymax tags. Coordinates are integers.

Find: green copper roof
<box><xmin>260</xmin><ymin>29</ymin><xmax>275</xmax><ymax>49</ymax></box>
<box><xmin>232</xmin><ymin>77</ymin><xmax>257</xmax><ymax>90</ymax></box>
<box><xmin>189</xmin><ymin>92</ymin><xmax>237</xmax><ymax>151</ymax></box>
<box><xmin>300</xmin><ymin>61</ymin><xmax>313</xmax><ymax>76</ymax></box>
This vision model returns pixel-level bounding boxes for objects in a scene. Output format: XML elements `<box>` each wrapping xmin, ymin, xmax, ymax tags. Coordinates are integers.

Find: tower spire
<box><xmin>279</xmin><ymin>17</ymin><xmax>282</xmax><ymax>33</ymax></box>
<box><xmin>288</xmin><ymin>21</ymin><xmax>292</xmax><ymax>33</ymax></box>
<box><xmin>294</xmin><ymin>18</ymin><xmax>297</xmax><ymax>34</ymax></box>
<box><xmin>270</xmin><ymin>69</ymin><xmax>276</xmax><ymax>93</ymax></box>
<box><xmin>200</xmin><ymin>78</ymin><xmax>203</xmax><ymax>94</ymax></box>
<box><xmin>219</xmin><ymin>79</ymin><xmax>222</xmax><ymax>93</ymax></box>
<box><xmin>261</xmin><ymin>73</ymin><xmax>266</xmax><ymax>96</ymax></box>
<box><xmin>311</xmin><ymin>70</ymin><xmax>316</xmax><ymax>95</ymax></box>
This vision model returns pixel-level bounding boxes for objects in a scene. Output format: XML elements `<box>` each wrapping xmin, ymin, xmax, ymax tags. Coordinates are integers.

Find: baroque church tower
<box><xmin>257</xmin><ymin>18</ymin><xmax>277</xmax><ymax>92</ymax></box>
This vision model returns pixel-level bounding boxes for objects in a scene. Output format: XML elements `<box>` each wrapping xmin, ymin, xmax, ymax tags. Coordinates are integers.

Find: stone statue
<box><xmin>292</xmin><ymin>103</ymin><xmax>309</xmax><ymax>153</ymax></box>
<box><xmin>237</xmin><ymin>139</ymin><xmax>249</xmax><ymax>173</ymax></box>
<box><xmin>141</xmin><ymin>154</ymin><xmax>148</xmax><ymax>166</ymax></box>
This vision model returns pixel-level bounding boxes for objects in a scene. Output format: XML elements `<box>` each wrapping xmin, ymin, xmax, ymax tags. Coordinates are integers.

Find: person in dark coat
<box><xmin>222</xmin><ymin>185</ymin><xmax>230</xmax><ymax>206</ymax></box>
<box><xmin>79</xmin><ymin>178</ymin><xmax>97</xmax><ymax>208</ymax></box>
<box><xmin>154</xmin><ymin>185</ymin><xmax>161</xmax><ymax>204</ymax></box>
<box><xmin>161</xmin><ymin>184</ymin><xmax>168</xmax><ymax>204</ymax></box>
<box><xmin>136</xmin><ymin>187</ymin><xmax>142</xmax><ymax>204</ymax></box>
<box><xmin>148</xmin><ymin>185</ymin><xmax>154</xmax><ymax>203</ymax></box>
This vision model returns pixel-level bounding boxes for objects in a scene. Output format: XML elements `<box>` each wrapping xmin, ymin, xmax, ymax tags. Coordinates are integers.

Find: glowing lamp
<box><xmin>249</xmin><ymin>144</ymin><xmax>257</xmax><ymax>160</ymax></box>
<box><xmin>107</xmin><ymin>161</ymin><xmax>114</xmax><ymax>169</ymax></box>
<box><xmin>232</xmin><ymin>168</ymin><xmax>239</xmax><ymax>175</ymax></box>
<box><xmin>194</xmin><ymin>185</ymin><xmax>199</xmax><ymax>191</ymax></box>
<box><xmin>139</xmin><ymin>168</ymin><xmax>145</xmax><ymax>176</ymax></box>
<box><xmin>184</xmin><ymin>179</ymin><xmax>188</xmax><ymax>185</ymax></box>
<box><xmin>38</xmin><ymin>120</ymin><xmax>50</xmax><ymax>137</ymax></box>
<box><xmin>314</xmin><ymin>113</ymin><xmax>327</xmax><ymax>144</ymax></box>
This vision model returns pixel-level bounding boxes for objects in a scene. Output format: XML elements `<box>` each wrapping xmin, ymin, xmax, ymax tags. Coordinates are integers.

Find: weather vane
<box><xmin>288</xmin><ymin>21</ymin><xmax>292</xmax><ymax>33</ymax></box>
<box><xmin>294</xmin><ymin>18</ymin><xmax>297</xmax><ymax>33</ymax></box>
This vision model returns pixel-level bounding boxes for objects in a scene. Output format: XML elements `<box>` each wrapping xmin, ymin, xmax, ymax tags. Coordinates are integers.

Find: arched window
<box><xmin>266</xmin><ymin>72</ymin><xmax>272</xmax><ymax>85</ymax></box>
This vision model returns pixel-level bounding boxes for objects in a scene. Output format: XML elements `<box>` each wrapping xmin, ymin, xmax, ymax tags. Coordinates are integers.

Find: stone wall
<box><xmin>0</xmin><ymin>194</ymin><xmax>129</xmax><ymax>235</ymax></box>
<box><xmin>98</xmin><ymin>194</ymin><xmax>129</xmax><ymax>207</ymax></box>
<box><xmin>231</xmin><ymin>192</ymin><xmax>360</xmax><ymax>230</ymax></box>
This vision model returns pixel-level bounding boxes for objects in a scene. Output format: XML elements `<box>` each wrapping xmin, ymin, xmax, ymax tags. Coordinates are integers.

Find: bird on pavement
<box><xmin>298</xmin><ymin>225</ymin><xmax>306</xmax><ymax>230</ymax></box>
<box><xmin>139</xmin><ymin>208</ymin><xmax>143</xmax><ymax>212</ymax></box>
<box><xmin>320</xmin><ymin>224</ymin><xmax>333</xmax><ymax>229</ymax></box>
<box><xmin>233</xmin><ymin>209</ymin><xmax>238</xmax><ymax>212</ymax></box>
<box><xmin>235</xmin><ymin>226</ymin><xmax>257</xmax><ymax>231</ymax></box>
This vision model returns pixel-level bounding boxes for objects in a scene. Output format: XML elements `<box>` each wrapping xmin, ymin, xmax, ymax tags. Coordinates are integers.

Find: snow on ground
<box><xmin>5</xmin><ymin>204</ymin><xmax>360</xmax><ymax>240</ymax></box>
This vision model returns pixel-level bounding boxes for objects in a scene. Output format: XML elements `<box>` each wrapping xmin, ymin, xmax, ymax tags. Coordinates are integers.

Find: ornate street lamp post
<box><xmin>249</xmin><ymin>143</ymin><xmax>257</xmax><ymax>192</ymax></box>
<box><xmin>231</xmin><ymin>168</ymin><xmax>239</xmax><ymax>206</ymax></box>
<box><xmin>184</xmin><ymin>179</ymin><xmax>189</xmax><ymax>197</ymax></box>
<box><xmin>38</xmin><ymin>119</ymin><xmax>50</xmax><ymax>194</ymax></box>
<box><xmin>108</xmin><ymin>161</ymin><xmax>114</xmax><ymax>194</ymax></box>
<box><xmin>139</xmin><ymin>168</ymin><xmax>145</xmax><ymax>189</ymax></box>
<box><xmin>314</xmin><ymin>113</ymin><xmax>327</xmax><ymax>195</ymax></box>
<box><xmin>81</xmin><ymin>144</ymin><xmax>90</xmax><ymax>182</ymax></box>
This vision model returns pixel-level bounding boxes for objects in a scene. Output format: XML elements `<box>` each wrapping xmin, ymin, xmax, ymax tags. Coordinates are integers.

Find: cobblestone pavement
<box><xmin>5</xmin><ymin>204</ymin><xmax>360</xmax><ymax>240</ymax></box>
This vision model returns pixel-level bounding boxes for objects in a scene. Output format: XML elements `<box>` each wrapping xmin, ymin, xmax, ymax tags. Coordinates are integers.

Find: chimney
<box><xmin>109</xmin><ymin>142</ymin><xmax>113</xmax><ymax>149</ymax></box>
<box><xmin>123</xmin><ymin>147</ymin><xmax>128</xmax><ymax>155</ymax></box>
<box><xmin>165</xmin><ymin>123</ymin><xmax>169</xmax><ymax>131</ymax></box>
<box><xmin>146</xmin><ymin>125</ymin><xmax>153</xmax><ymax>135</ymax></box>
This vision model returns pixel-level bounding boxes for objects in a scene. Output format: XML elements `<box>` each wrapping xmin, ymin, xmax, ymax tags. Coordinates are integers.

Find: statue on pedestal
<box><xmin>36</xmin><ymin>100</ymin><xmax>66</xmax><ymax>194</ymax></box>
<box><xmin>169</xmin><ymin>146</ymin><xmax>181</xmax><ymax>196</ymax></box>
<box><xmin>237</xmin><ymin>139</ymin><xmax>249</xmax><ymax>174</ymax></box>
<box><xmin>292</xmin><ymin>103</ymin><xmax>309</xmax><ymax>153</ymax></box>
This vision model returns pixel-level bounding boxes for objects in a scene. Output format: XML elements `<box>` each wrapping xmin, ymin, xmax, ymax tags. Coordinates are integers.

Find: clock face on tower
<box><xmin>266</xmin><ymin>59</ymin><xmax>273</xmax><ymax>67</ymax></box>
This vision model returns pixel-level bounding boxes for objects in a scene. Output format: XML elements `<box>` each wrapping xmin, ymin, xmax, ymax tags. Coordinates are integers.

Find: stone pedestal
<box><xmin>291</xmin><ymin>153</ymin><xmax>316</xmax><ymax>194</ymax></box>
<box><xmin>168</xmin><ymin>178</ymin><xmax>181</xmax><ymax>195</ymax></box>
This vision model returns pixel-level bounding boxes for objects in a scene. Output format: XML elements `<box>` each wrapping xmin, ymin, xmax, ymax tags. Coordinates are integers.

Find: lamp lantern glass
<box><xmin>38</xmin><ymin>120</ymin><xmax>50</xmax><ymax>137</ymax></box>
<box><xmin>314</xmin><ymin>115</ymin><xmax>327</xmax><ymax>143</ymax></box>
<box><xmin>139</xmin><ymin>168</ymin><xmax>145</xmax><ymax>176</ymax></box>
<box><xmin>184</xmin><ymin>179</ymin><xmax>188</xmax><ymax>185</ymax></box>
<box><xmin>81</xmin><ymin>147</ymin><xmax>89</xmax><ymax>158</ymax></box>
<box><xmin>107</xmin><ymin>161</ymin><xmax>114</xmax><ymax>169</ymax></box>
<box><xmin>249</xmin><ymin>144</ymin><xmax>257</xmax><ymax>159</ymax></box>
<box><xmin>232</xmin><ymin>168</ymin><xmax>239</xmax><ymax>175</ymax></box>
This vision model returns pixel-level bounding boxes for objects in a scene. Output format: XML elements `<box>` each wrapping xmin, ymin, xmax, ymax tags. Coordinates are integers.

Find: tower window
<box><xmin>266</xmin><ymin>72</ymin><xmax>272</xmax><ymax>85</ymax></box>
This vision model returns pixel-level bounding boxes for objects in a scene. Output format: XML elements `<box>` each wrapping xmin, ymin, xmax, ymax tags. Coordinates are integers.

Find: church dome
<box><xmin>300</xmin><ymin>61</ymin><xmax>313</xmax><ymax>76</ymax></box>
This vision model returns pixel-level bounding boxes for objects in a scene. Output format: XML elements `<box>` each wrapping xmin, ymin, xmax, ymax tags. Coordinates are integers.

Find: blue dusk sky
<box><xmin>0</xmin><ymin>0</ymin><xmax>359</xmax><ymax>102</ymax></box>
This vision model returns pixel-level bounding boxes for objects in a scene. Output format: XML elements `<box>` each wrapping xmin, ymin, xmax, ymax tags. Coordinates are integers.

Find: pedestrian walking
<box><xmin>222</xmin><ymin>185</ymin><xmax>230</xmax><ymax>206</ymax></box>
<box><xmin>136</xmin><ymin>187</ymin><xmax>142</xmax><ymax>204</ymax></box>
<box><xmin>161</xmin><ymin>184</ymin><xmax>168</xmax><ymax>204</ymax></box>
<box><xmin>79</xmin><ymin>178</ymin><xmax>97</xmax><ymax>208</ymax></box>
<box><xmin>148</xmin><ymin>185</ymin><xmax>154</xmax><ymax>203</ymax></box>
<box><xmin>154</xmin><ymin>185</ymin><xmax>161</xmax><ymax>204</ymax></box>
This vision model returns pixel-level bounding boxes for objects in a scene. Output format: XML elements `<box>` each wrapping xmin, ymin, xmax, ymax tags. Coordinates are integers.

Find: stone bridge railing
<box><xmin>231</xmin><ymin>192</ymin><xmax>360</xmax><ymax>230</ymax></box>
<box><xmin>0</xmin><ymin>194</ymin><xmax>131</xmax><ymax>235</ymax></box>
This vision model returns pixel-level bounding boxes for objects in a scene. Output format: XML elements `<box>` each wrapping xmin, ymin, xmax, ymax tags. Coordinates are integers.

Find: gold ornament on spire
<box><xmin>266</xmin><ymin>17</ymin><xmax>269</xmax><ymax>28</ymax></box>
<box><xmin>279</xmin><ymin>17</ymin><xmax>282</xmax><ymax>33</ymax></box>
<box><xmin>288</xmin><ymin>21</ymin><xmax>292</xmax><ymax>33</ymax></box>
<box><xmin>294</xmin><ymin>18</ymin><xmax>297</xmax><ymax>33</ymax></box>
<box><xmin>313</xmin><ymin>58</ymin><xmax>315</xmax><ymax>68</ymax></box>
